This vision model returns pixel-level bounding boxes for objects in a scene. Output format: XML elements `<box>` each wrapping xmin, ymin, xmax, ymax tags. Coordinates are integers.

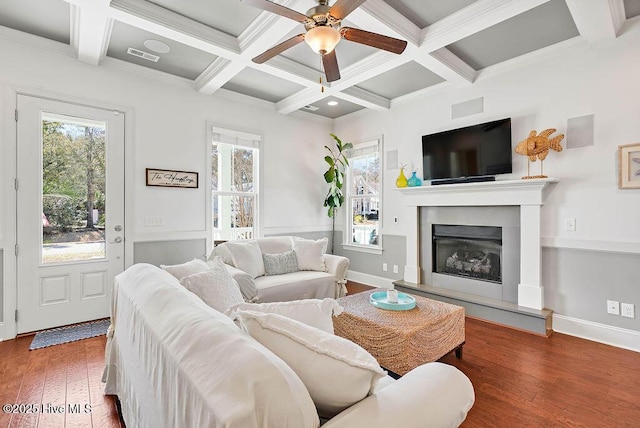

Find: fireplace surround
<box><xmin>421</xmin><ymin>206</ymin><xmax>520</xmax><ymax>303</ymax></box>
<box><xmin>398</xmin><ymin>178</ymin><xmax>557</xmax><ymax>310</ymax></box>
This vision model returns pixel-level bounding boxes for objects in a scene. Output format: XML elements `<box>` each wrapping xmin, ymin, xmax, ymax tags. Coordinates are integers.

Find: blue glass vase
<box><xmin>407</xmin><ymin>171</ymin><xmax>422</xmax><ymax>187</ymax></box>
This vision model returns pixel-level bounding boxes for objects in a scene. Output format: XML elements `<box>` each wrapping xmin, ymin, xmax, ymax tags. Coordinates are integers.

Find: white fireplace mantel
<box><xmin>398</xmin><ymin>178</ymin><xmax>558</xmax><ymax>310</ymax></box>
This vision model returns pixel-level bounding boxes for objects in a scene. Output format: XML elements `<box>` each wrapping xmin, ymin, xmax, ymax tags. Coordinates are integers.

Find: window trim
<box><xmin>342</xmin><ymin>136</ymin><xmax>383</xmax><ymax>253</ymax></box>
<box><xmin>207</xmin><ymin>124</ymin><xmax>262</xmax><ymax>254</ymax></box>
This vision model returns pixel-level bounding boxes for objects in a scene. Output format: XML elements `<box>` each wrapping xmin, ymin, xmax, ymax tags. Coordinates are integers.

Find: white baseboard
<box><xmin>346</xmin><ymin>270</ymin><xmax>395</xmax><ymax>289</ymax></box>
<box><xmin>553</xmin><ymin>314</ymin><xmax>640</xmax><ymax>353</ymax></box>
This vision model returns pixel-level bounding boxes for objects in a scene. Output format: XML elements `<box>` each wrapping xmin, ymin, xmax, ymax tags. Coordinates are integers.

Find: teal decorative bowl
<box><xmin>369</xmin><ymin>291</ymin><xmax>416</xmax><ymax>311</ymax></box>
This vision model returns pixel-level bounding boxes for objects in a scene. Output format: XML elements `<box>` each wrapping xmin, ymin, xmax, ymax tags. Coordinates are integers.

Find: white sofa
<box><xmin>210</xmin><ymin>236</ymin><xmax>350</xmax><ymax>302</ymax></box>
<box><xmin>103</xmin><ymin>263</ymin><xmax>475</xmax><ymax>428</ymax></box>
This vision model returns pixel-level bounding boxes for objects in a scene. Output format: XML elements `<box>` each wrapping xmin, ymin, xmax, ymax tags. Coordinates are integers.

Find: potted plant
<box><xmin>323</xmin><ymin>133</ymin><xmax>352</xmax><ymax>254</ymax></box>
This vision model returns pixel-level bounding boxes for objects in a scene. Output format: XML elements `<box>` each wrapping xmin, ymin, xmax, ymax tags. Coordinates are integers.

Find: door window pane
<box><xmin>42</xmin><ymin>117</ymin><xmax>106</xmax><ymax>263</ymax></box>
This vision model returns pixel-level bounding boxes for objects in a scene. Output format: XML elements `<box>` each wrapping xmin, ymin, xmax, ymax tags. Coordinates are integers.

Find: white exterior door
<box><xmin>16</xmin><ymin>95</ymin><xmax>125</xmax><ymax>333</ymax></box>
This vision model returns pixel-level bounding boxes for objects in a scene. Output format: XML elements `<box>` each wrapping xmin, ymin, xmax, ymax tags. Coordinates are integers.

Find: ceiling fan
<box><xmin>241</xmin><ymin>0</ymin><xmax>408</xmax><ymax>82</ymax></box>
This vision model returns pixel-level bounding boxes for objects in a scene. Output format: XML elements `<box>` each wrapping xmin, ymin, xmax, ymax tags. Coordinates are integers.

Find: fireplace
<box><xmin>399</xmin><ymin>178</ymin><xmax>557</xmax><ymax>310</ymax></box>
<box><xmin>432</xmin><ymin>225</ymin><xmax>502</xmax><ymax>284</ymax></box>
<box><xmin>419</xmin><ymin>206</ymin><xmax>520</xmax><ymax>303</ymax></box>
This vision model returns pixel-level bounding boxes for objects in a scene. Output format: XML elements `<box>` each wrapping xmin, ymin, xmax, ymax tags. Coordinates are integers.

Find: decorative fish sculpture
<box><xmin>515</xmin><ymin>128</ymin><xmax>564</xmax><ymax>162</ymax></box>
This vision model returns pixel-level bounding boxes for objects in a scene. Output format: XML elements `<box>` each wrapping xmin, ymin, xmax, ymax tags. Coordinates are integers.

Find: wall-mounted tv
<box><xmin>422</xmin><ymin>118</ymin><xmax>512</xmax><ymax>183</ymax></box>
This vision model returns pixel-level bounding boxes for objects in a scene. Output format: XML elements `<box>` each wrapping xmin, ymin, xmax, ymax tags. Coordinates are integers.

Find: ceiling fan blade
<box><xmin>322</xmin><ymin>50</ymin><xmax>341</xmax><ymax>82</ymax></box>
<box><xmin>252</xmin><ymin>34</ymin><xmax>306</xmax><ymax>64</ymax></box>
<box><xmin>241</xmin><ymin>0</ymin><xmax>309</xmax><ymax>22</ymax></box>
<box><xmin>329</xmin><ymin>0</ymin><xmax>367</xmax><ymax>20</ymax></box>
<box><xmin>341</xmin><ymin>27</ymin><xmax>407</xmax><ymax>54</ymax></box>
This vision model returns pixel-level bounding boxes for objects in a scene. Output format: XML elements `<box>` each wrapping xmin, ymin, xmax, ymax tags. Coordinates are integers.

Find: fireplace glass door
<box><xmin>432</xmin><ymin>225</ymin><xmax>502</xmax><ymax>284</ymax></box>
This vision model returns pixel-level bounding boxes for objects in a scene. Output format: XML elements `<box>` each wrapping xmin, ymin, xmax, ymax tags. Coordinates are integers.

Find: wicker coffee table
<box><xmin>333</xmin><ymin>289</ymin><xmax>465</xmax><ymax>375</ymax></box>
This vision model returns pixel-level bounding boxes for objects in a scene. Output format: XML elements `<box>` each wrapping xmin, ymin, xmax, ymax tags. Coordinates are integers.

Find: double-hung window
<box><xmin>345</xmin><ymin>138</ymin><xmax>382</xmax><ymax>251</ymax></box>
<box><xmin>211</xmin><ymin>127</ymin><xmax>260</xmax><ymax>241</ymax></box>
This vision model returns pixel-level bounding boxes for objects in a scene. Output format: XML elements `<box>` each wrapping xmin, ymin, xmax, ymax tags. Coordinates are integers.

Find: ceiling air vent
<box><xmin>127</xmin><ymin>47</ymin><xmax>160</xmax><ymax>63</ymax></box>
<box><xmin>302</xmin><ymin>105</ymin><xmax>319</xmax><ymax>111</ymax></box>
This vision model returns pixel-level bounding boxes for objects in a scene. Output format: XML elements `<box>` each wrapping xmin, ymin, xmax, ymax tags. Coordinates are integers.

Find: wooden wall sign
<box><xmin>146</xmin><ymin>168</ymin><xmax>199</xmax><ymax>188</ymax></box>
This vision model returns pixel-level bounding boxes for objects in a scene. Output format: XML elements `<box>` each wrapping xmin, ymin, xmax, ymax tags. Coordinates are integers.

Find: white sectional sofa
<box><xmin>210</xmin><ymin>236</ymin><xmax>350</xmax><ymax>302</ymax></box>
<box><xmin>103</xmin><ymin>263</ymin><xmax>475</xmax><ymax>428</ymax></box>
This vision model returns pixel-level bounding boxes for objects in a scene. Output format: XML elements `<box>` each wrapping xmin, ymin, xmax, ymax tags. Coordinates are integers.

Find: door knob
<box><xmin>111</xmin><ymin>236</ymin><xmax>123</xmax><ymax>243</ymax></box>
<box><xmin>114</xmin><ymin>225</ymin><xmax>123</xmax><ymax>232</ymax></box>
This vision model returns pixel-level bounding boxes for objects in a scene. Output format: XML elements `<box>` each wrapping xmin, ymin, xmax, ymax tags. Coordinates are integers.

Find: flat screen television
<box><xmin>421</xmin><ymin>118</ymin><xmax>512</xmax><ymax>183</ymax></box>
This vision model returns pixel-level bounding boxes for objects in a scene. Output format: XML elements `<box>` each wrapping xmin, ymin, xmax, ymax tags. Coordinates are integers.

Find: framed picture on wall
<box><xmin>146</xmin><ymin>168</ymin><xmax>199</xmax><ymax>188</ymax></box>
<box><xmin>618</xmin><ymin>143</ymin><xmax>640</xmax><ymax>189</ymax></box>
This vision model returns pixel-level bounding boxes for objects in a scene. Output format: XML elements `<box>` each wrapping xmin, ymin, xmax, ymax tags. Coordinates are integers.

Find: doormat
<box><xmin>29</xmin><ymin>319</ymin><xmax>110</xmax><ymax>350</ymax></box>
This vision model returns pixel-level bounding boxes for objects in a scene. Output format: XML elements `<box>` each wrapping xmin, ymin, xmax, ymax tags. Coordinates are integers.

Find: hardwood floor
<box><xmin>0</xmin><ymin>284</ymin><xmax>637</xmax><ymax>427</ymax></box>
<box><xmin>441</xmin><ymin>318</ymin><xmax>640</xmax><ymax>427</ymax></box>
<box><xmin>0</xmin><ymin>334</ymin><xmax>121</xmax><ymax>428</ymax></box>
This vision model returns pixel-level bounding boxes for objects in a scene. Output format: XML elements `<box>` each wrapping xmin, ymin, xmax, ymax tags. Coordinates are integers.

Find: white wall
<box><xmin>0</xmin><ymin>34</ymin><xmax>333</xmax><ymax>333</ymax></box>
<box><xmin>334</xmin><ymin>28</ymin><xmax>640</xmax><ymax>339</ymax></box>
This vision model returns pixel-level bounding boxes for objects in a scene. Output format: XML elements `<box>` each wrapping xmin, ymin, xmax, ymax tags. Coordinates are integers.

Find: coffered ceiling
<box><xmin>0</xmin><ymin>0</ymin><xmax>638</xmax><ymax>119</ymax></box>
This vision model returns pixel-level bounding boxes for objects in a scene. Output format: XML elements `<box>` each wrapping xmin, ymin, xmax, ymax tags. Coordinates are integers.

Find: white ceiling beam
<box><xmin>420</xmin><ymin>0</ymin><xmax>550</xmax><ymax>51</ymax></box>
<box><xmin>347</xmin><ymin>0</ymin><xmax>422</xmax><ymax>45</ymax></box>
<box><xmin>70</xmin><ymin>0</ymin><xmax>113</xmax><ymax>65</ymax></box>
<box><xmin>191</xmin><ymin>0</ymin><xmax>308</xmax><ymax>97</ymax></box>
<box><xmin>276</xmin><ymin>51</ymin><xmax>409</xmax><ymax>114</ymax></box>
<box><xmin>346</xmin><ymin>0</ymin><xmax>475</xmax><ymax>86</ymax></box>
<box><xmin>337</xmin><ymin>87</ymin><xmax>390</xmax><ymax>111</ymax></box>
<box><xmin>415</xmin><ymin>48</ymin><xmax>476</xmax><ymax>85</ymax></box>
<box><xmin>238</xmin><ymin>0</ymin><xmax>308</xmax><ymax>56</ymax></box>
<box><xmin>276</xmin><ymin>87</ymin><xmax>327</xmax><ymax>114</ymax></box>
<box><xmin>565</xmin><ymin>0</ymin><xmax>625</xmax><ymax>44</ymax></box>
<box><xmin>335</xmin><ymin>50</ymin><xmax>410</xmax><ymax>89</ymax></box>
<box><xmin>195</xmin><ymin>58</ymin><xmax>245</xmax><ymax>94</ymax></box>
<box><xmin>255</xmin><ymin>0</ymin><xmax>551</xmax><ymax>113</ymax></box>
<box><xmin>109</xmin><ymin>0</ymin><xmax>241</xmax><ymax>58</ymax></box>
<box><xmin>254</xmin><ymin>56</ymin><xmax>322</xmax><ymax>86</ymax></box>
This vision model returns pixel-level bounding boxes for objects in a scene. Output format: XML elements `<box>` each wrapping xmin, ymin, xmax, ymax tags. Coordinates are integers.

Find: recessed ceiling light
<box><xmin>327</xmin><ymin>101</ymin><xmax>339</xmax><ymax>106</ymax></box>
<box><xmin>144</xmin><ymin>39</ymin><xmax>170</xmax><ymax>54</ymax></box>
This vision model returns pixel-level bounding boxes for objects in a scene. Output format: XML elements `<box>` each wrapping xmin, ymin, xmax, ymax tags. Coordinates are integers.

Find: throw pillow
<box><xmin>292</xmin><ymin>237</ymin><xmax>328</xmax><ymax>272</ymax></box>
<box><xmin>224</xmin><ymin>240</ymin><xmax>265</xmax><ymax>279</ymax></box>
<box><xmin>208</xmin><ymin>244</ymin><xmax>234</xmax><ymax>266</ymax></box>
<box><xmin>237</xmin><ymin>310</ymin><xmax>386</xmax><ymax>418</ymax></box>
<box><xmin>160</xmin><ymin>258</ymin><xmax>209</xmax><ymax>280</ymax></box>
<box><xmin>180</xmin><ymin>258</ymin><xmax>244</xmax><ymax>313</ymax></box>
<box><xmin>262</xmin><ymin>250</ymin><xmax>298</xmax><ymax>276</ymax></box>
<box><xmin>226</xmin><ymin>298</ymin><xmax>343</xmax><ymax>333</ymax></box>
<box><xmin>210</xmin><ymin>261</ymin><xmax>258</xmax><ymax>302</ymax></box>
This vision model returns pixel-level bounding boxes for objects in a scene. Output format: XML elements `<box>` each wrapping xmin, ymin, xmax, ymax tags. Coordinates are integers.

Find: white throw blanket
<box><xmin>103</xmin><ymin>263</ymin><xmax>319</xmax><ymax>428</ymax></box>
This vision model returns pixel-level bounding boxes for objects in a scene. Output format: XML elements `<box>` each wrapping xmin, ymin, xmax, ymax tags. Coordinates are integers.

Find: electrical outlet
<box><xmin>382</xmin><ymin>263</ymin><xmax>388</xmax><ymax>272</ymax></box>
<box><xmin>621</xmin><ymin>303</ymin><xmax>635</xmax><ymax>318</ymax></box>
<box><xmin>607</xmin><ymin>300</ymin><xmax>620</xmax><ymax>315</ymax></box>
<box><xmin>563</xmin><ymin>218</ymin><xmax>576</xmax><ymax>231</ymax></box>
<box><xmin>393</xmin><ymin>265</ymin><xmax>399</xmax><ymax>274</ymax></box>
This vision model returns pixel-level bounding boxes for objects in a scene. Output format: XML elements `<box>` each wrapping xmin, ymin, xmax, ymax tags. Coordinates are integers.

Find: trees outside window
<box><xmin>211</xmin><ymin>128</ymin><xmax>260</xmax><ymax>241</ymax></box>
<box><xmin>346</xmin><ymin>140</ymin><xmax>381</xmax><ymax>248</ymax></box>
<box><xmin>42</xmin><ymin>120</ymin><xmax>106</xmax><ymax>234</ymax></box>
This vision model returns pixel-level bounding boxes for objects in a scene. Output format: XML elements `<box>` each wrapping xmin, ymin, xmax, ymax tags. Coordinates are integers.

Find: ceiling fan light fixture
<box><xmin>305</xmin><ymin>26</ymin><xmax>341</xmax><ymax>54</ymax></box>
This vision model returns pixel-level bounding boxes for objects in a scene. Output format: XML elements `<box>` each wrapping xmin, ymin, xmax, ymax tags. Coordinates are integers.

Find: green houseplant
<box><xmin>323</xmin><ymin>133</ymin><xmax>352</xmax><ymax>254</ymax></box>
